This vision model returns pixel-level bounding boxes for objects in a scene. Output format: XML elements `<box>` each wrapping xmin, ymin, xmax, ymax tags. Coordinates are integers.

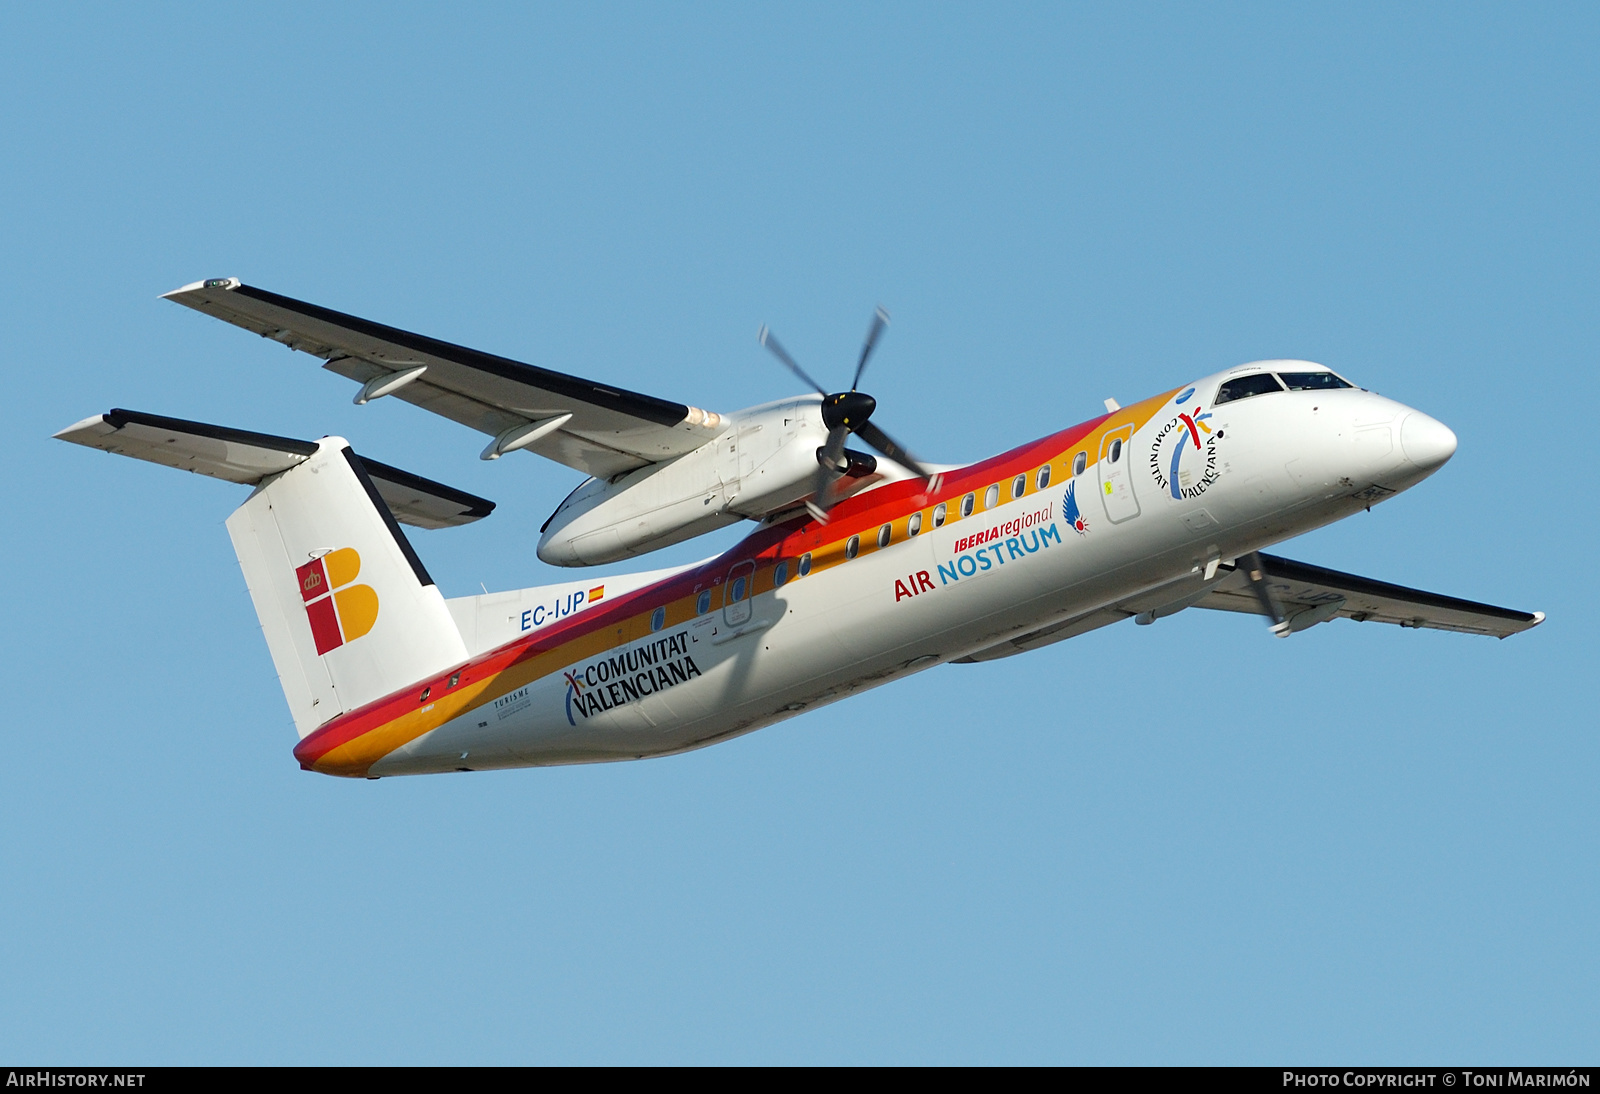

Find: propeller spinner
<box><xmin>757</xmin><ymin>307</ymin><xmax>931</xmax><ymax>515</ymax></box>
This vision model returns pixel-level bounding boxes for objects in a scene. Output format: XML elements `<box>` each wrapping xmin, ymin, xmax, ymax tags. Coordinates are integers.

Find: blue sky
<box><xmin>2</xmin><ymin>3</ymin><xmax>1594</xmax><ymax>1063</ymax></box>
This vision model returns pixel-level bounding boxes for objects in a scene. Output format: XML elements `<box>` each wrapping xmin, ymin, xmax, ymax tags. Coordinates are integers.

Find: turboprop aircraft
<box><xmin>56</xmin><ymin>279</ymin><xmax>1543</xmax><ymax>778</ymax></box>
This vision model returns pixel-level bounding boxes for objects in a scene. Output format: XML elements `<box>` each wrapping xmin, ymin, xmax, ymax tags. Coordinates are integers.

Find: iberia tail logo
<box><xmin>295</xmin><ymin>548</ymin><xmax>379</xmax><ymax>655</ymax></box>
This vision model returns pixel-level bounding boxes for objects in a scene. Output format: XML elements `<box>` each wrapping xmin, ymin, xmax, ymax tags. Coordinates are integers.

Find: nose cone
<box><xmin>822</xmin><ymin>391</ymin><xmax>877</xmax><ymax>432</ymax></box>
<box><xmin>1400</xmin><ymin>412</ymin><xmax>1457</xmax><ymax>472</ymax></box>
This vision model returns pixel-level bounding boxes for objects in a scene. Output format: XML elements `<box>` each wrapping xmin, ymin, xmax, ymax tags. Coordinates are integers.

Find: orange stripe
<box><xmin>294</xmin><ymin>395</ymin><xmax>1178</xmax><ymax>776</ymax></box>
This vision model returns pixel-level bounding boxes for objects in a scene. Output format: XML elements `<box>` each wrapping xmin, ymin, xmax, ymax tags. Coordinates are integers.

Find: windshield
<box><xmin>1278</xmin><ymin>371</ymin><xmax>1353</xmax><ymax>391</ymax></box>
<box><xmin>1214</xmin><ymin>373</ymin><xmax>1285</xmax><ymax>405</ymax></box>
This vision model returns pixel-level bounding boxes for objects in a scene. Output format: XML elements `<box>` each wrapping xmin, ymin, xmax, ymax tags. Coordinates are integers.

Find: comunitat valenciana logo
<box><xmin>1150</xmin><ymin>386</ymin><xmax>1220</xmax><ymax>500</ymax></box>
<box><xmin>295</xmin><ymin>548</ymin><xmax>379</xmax><ymax>655</ymax></box>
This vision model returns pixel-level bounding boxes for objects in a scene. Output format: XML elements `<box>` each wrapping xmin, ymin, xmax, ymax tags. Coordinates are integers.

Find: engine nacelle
<box><xmin>538</xmin><ymin>397</ymin><xmax>837</xmax><ymax>566</ymax></box>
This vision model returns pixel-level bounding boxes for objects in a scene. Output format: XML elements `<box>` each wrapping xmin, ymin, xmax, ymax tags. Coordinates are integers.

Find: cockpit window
<box><xmin>1215</xmin><ymin>373</ymin><xmax>1285</xmax><ymax>405</ymax></box>
<box><xmin>1278</xmin><ymin>371</ymin><xmax>1353</xmax><ymax>391</ymax></box>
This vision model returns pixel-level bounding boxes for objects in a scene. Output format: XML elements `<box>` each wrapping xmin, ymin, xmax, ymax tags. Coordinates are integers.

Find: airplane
<box><xmin>56</xmin><ymin>278</ymin><xmax>1543</xmax><ymax>778</ymax></box>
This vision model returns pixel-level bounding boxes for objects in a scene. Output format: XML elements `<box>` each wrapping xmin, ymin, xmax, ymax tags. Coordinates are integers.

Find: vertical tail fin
<box><xmin>54</xmin><ymin>410</ymin><xmax>484</xmax><ymax>738</ymax></box>
<box><xmin>226</xmin><ymin>439</ymin><xmax>469</xmax><ymax>735</ymax></box>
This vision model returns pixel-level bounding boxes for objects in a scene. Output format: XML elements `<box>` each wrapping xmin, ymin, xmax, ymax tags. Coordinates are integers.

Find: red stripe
<box><xmin>293</xmin><ymin>414</ymin><xmax>1117</xmax><ymax>769</ymax></box>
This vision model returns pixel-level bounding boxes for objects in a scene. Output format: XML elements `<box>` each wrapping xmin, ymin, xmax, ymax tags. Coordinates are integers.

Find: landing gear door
<box><xmin>723</xmin><ymin>560</ymin><xmax>756</xmax><ymax>626</ymax></box>
<box><xmin>1097</xmin><ymin>423</ymin><xmax>1141</xmax><ymax>524</ymax></box>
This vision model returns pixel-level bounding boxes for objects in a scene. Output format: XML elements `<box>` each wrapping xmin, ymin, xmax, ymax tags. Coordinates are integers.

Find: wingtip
<box><xmin>1502</xmin><ymin>610</ymin><xmax>1546</xmax><ymax>638</ymax></box>
<box><xmin>162</xmin><ymin>276</ymin><xmax>241</xmax><ymax>300</ymax></box>
<box><xmin>53</xmin><ymin>413</ymin><xmax>113</xmax><ymax>441</ymax></box>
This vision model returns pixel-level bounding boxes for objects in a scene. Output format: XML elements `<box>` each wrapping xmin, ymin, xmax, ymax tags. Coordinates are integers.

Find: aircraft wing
<box><xmin>1193</xmin><ymin>552</ymin><xmax>1544</xmax><ymax>639</ymax></box>
<box><xmin>55</xmin><ymin>408</ymin><xmax>495</xmax><ymax>530</ymax></box>
<box><xmin>957</xmin><ymin>550</ymin><xmax>1541</xmax><ymax>662</ymax></box>
<box><xmin>162</xmin><ymin>278</ymin><xmax>727</xmax><ymax>479</ymax></box>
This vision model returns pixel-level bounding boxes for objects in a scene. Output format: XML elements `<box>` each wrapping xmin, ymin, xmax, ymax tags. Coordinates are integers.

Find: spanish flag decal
<box><xmin>588</xmin><ymin>585</ymin><xmax>605</xmax><ymax>602</ymax></box>
<box><xmin>296</xmin><ymin>548</ymin><xmax>379</xmax><ymax>655</ymax></box>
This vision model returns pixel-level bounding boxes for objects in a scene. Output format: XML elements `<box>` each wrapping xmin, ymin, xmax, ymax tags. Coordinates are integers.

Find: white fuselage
<box><xmin>369</xmin><ymin>365</ymin><xmax>1455</xmax><ymax>776</ymax></box>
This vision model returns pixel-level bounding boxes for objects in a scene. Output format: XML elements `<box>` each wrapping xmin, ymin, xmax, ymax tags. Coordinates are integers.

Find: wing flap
<box><xmin>1195</xmin><ymin>552</ymin><xmax>1543</xmax><ymax>638</ymax></box>
<box><xmin>165</xmin><ymin>279</ymin><xmax>727</xmax><ymax>477</ymax></box>
<box><xmin>322</xmin><ymin>356</ymin><xmax>647</xmax><ymax>479</ymax></box>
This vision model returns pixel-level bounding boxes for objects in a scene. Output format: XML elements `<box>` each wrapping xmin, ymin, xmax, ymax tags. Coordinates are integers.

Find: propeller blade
<box><xmin>758</xmin><ymin>325</ymin><xmax>828</xmax><ymax>396</ymax></box>
<box><xmin>856</xmin><ymin>421</ymin><xmax>932</xmax><ymax>479</ymax></box>
<box><xmin>1241</xmin><ymin>552</ymin><xmax>1291</xmax><ymax>637</ymax></box>
<box><xmin>851</xmin><ymin>306</ymin><xmax>890</xmax><ymax>391</ymax></box>
<box><xmin>811</xmin><ymin>425</ymin><xmax>851</xmax><ymax>513</ymax></box>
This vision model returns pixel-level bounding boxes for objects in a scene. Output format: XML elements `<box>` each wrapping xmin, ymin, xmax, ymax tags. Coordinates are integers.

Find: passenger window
<box><xmin>984</xmin><ymin>484</ymin><xmax>999</xmax><ymax>509</ymax></box>
<box><xmin>730</xmin><ymin>576</ymin><xmax>747</xmax><ymax>602</ymax></box>
<box><xmin>846</xmin><ymin>535</ymin><xmax>860</xmax><ymax>559</ymax></box>
<box><xmin>1073</xmin><ymin>452</ymin><xmax>1087</xmax><ymax>476</ymax></box>
<box><xmin>1215</xmin><ymin>373</ymin><xmax>1286</xmax><ymax>405</ymax></box>
<box><xmin>696</xmin><ymin>589</ymin><xmax>711</xmax><ymax>614</ymax></box>
<box><xmin>933</xmin><ymin>502</ymin><xmax>947</xmax><ymax>527</ymax></box>
<box><xmin>1278</xmin><ymin>371</ymin><xmax>1353</xmax><ymax>391</ymax></box>
<box><xmin>650</xmin><ymin>606</ymin><xmax>666</xmax><ymax>631</ymax></box>
<box><xmin>774</xmin><ymin>560</ymin><xmax>789</xmax><ymax>587</ymax></box>
<box><xmin>1036</xmin><ymin>465</ymin><xmax>1051</xmax><ymax>490</ymax></box>
<box><xmin>960</xmin><ymin>493</ymin><xmax>975</xmax><ymax>518</ymax></box>
<box><xmin>1011</xmin><ymin>474</ymin><xmax>1026</xmax><ymax>499</ymax></box>
<box><xmin>798</xmin><ymin>553</ymin><xmax>812</xmax><ymax>576</ymax></box>
<box><xmin>1110</xmin><ymin>439</ymin><xmax>1122</xmax><ymax>463</ymax></box>
<box><xmin>908</xmin><ymin>512</ymin><xmax>923</xmax><ymax>537</ymax></box>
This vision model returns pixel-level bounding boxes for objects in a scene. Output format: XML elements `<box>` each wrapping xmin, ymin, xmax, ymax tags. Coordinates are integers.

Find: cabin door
<box><xmin>723</xmin><ymin>560</ymin><xmax>756</xmax><ymax>626</ymax></box>
<box><xmin>1097</xmin><ymin>423</ymin><xmax>1141</xmax><ymax>524</ymax></box>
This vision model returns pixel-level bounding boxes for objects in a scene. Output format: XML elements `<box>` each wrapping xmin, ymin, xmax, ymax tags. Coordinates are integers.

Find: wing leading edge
<box><xmin>162</xmin><ymin>279</ymin><xmax>727</xmax><ymax>479</ymax></box>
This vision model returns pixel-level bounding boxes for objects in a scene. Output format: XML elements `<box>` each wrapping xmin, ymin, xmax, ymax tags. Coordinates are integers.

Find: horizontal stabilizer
<box><xmin>54</xmin><ymin>408</ymin><xmax>315</xmax><ymax>484</ymax></box>
<box><xmin>358</xmin><ymin>457</ymin><xmax>495</xmax><ymax>530</ymax></box>
<box><xmin>1195</xmin><ymin>552</ymin><xmax>1543</xmax><ymax>638</ymax></box>
<box><xmin>54</xmin><ymin>409</ymin><xmax>495</xmax><ymax>529</ymax></box>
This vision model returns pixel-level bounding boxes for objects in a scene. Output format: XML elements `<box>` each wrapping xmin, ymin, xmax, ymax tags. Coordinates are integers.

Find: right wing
<box><xmin>163</xmin><ymin>279</ymin><xmax>727</xmax><ymax>479</ymax></box>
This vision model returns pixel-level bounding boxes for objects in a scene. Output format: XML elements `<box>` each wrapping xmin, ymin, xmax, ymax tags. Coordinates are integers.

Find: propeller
<box><xmin>1240</xmin><ymin>552</ymin><xmax>1292</xmax><ymax>638</ymax></box>
<box><xmin>757</xmin><ymin>307</ymin><xmax>931</xmax><ymax>515</ymax></box>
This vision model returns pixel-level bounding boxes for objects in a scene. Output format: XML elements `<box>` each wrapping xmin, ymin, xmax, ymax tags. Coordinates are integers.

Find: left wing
<box><xmin>1192</xmin><ymin>552</ymin><xmax>1543</xmax><ymax>639</ymax></box>
<box><xmin>957</xmin><ymin>550</ymin><xmax>1542</xmax><ymax>662</ymax></box>
<box><xmin>163</xmin><ymin>279</ymin><xmax>727</xmax><ymax>479</ymax></box>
